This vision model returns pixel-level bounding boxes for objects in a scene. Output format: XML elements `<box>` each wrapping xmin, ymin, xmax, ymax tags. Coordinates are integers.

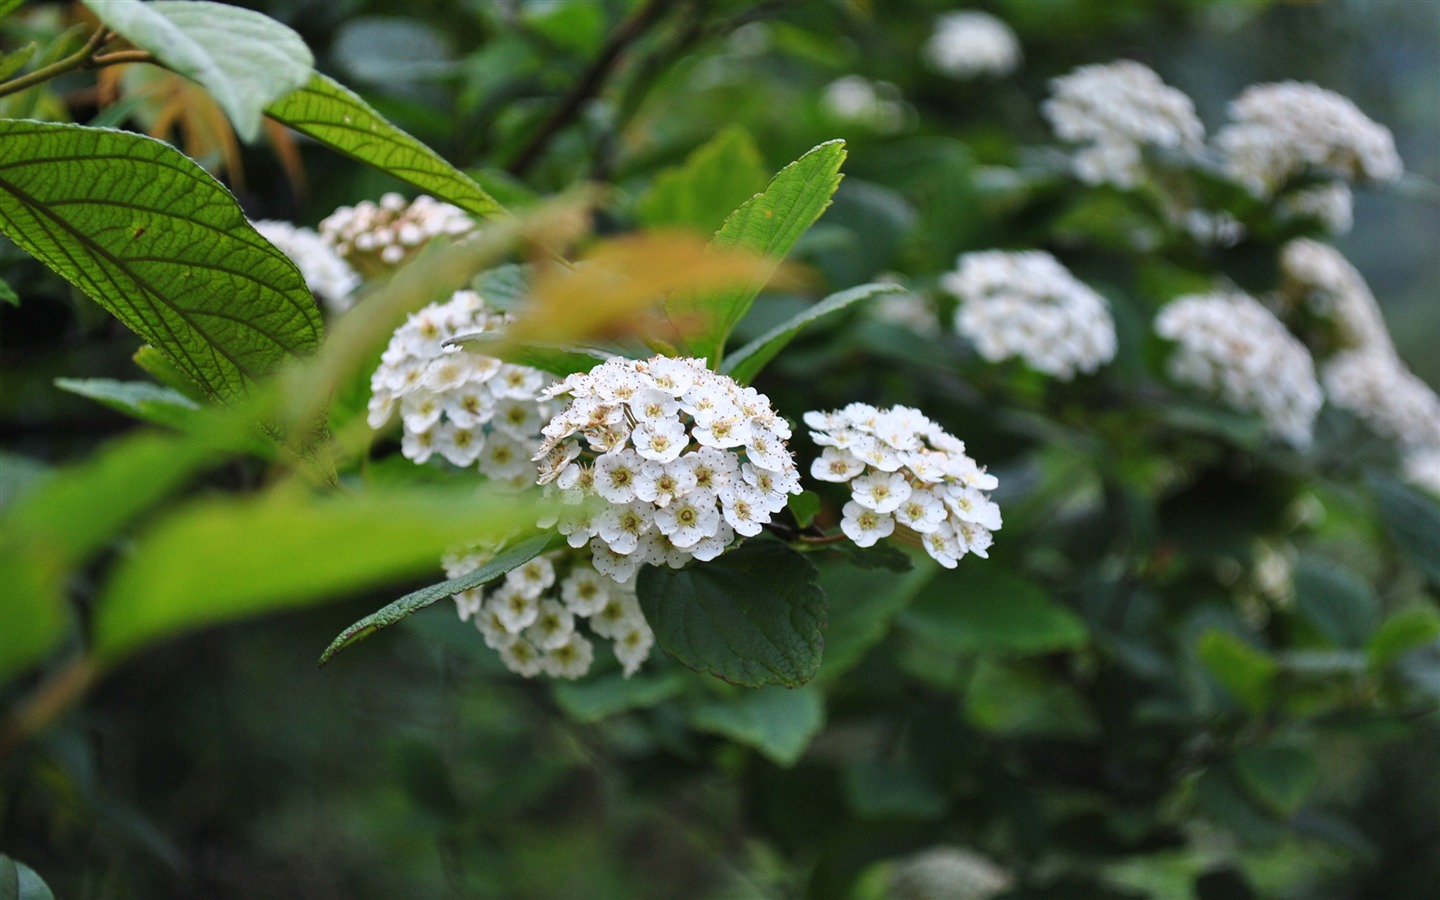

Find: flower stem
<box><xmin>0</xmin><ymin>25</ymin><xmax>110</xmax><ymax>100</ymax></box>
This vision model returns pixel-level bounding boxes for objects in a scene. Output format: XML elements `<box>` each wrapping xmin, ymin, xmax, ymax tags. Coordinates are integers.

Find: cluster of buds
<box><xmin>806</xmin><ymin>403</ymin><xmax>1001</xmax><ymax>568</ymax></box>
<box><xmin>534</xmin><ymin>356</ymin><xmax>802</xmax><ymax>583</ymax></box>
<box><xmin>320</xmin><ymin>192</ymin><xmax>474</xmax><ymax>279</ymax></box>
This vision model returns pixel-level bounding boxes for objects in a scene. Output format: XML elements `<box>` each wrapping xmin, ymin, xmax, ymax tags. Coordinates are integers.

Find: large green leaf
<box><xmin>54</xmin><ymin>377</ymin><xmax>198</xmax><ymax>430</ymax></box>
<box><xmin>1293</xmin><ymin>555</ymin><xmax>1378</xmax><ymax>648</ymax></box>
<box><xmin>1196</xmin><ymin>629</ymin><xmax>1277</xmax><ymax>713</ymax></box>
<box><xmin>667</xmin><ymin>140</ymin><xmax>847</xmax><ymax>364</ymax></box>
<box><xmin>898</xmin><ymin>567</ymin><xmax>1087</xmax><ymax>655</ymax></box>
<box><xmin>1235</xmin><ymin>745</ymin><xmax>1317</xmax><ymax>817</ymax></box>
<box><xmin>267</xmin><ymin>73</ymin><xmax>505</xmax><ymax>222</ymax></box>
<box><xmin>94</xmin><ymin>486</ymin><xmax>542</xmax><ymax>663</ymax></box>
<box><xmin>552</xmin><ymin>670</ymin><xmax>690</xmax><ymax>724</ymax></box>
<box><xmin>319</xmin><ymin>530</ymin><xmax>559</xmax><ymax>665</ymax></box>
<box><xmin>1370</xmin><ymin>473</ymin><xmax>1440</xmax><ymax>590</ymax></box>
<box><xmin>637</xmin><ymin>540</ymin><xmax>828</xmax><ymax>688</ymax></box>
<box><xmin>688</xmin><ymin>685</ymin><xmax>824</xmax><ymax>767</ymax></box>
<box><xmin>721</xmin><ymin>281</ymin><xmax>904</xmax><ymax>384</ymax></box>
<box><xmin>0</xmin><ymin>120</ymin><xmax>323</xmax><ymax>400</ymax></box>
<box><xmin>81</xmin><ymin>0</ymin><xmax>313</xmax><ymax>142</ymax></box>
<box><xmin>635</xmin><ymin>125</ymin><xmax>768</xmax><ymax>235</ymax></box>
<box><xmin>1366</xmin><ymin>606</ymin><xmax>1440</xmax><ymax>669</ymax></box>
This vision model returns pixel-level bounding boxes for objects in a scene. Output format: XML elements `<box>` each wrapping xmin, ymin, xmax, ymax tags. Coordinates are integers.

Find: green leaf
<box><xmin>0</xmin><ymin>120</ymin><xmax>323</xmax><ymax>400</ymax></box>
<box><xmin>1234</xmin><ymin>745</ymin><xmax>1317</xmax><ymax>816</ymax></box>
<box><xmin>819</xmin><ymin>556</ymin><xmax>935</xmax><ymax>680</ymax></box>
<box><xmin>94</xmin><ymin>486</ymin><xmax>543</xmax><ymax>664</ymax></box>
<box><xmin>0</xmin><ymin>535</ymin><xmax>68</xmax><ymax>686</ymax></box>
<box><xmin>0</xmin><ymin>277</ymin><xmax>17</xmax><ymax>307</ymax></box>
<box><xmin>0</xmin><ymin>855</ymin><xmax>57</xmax><ymax>900</ymax></box>
<box><xmin>637</xmin><ymin>539</ymin><xmax>828</xmax><ymax>688</ymax></box>
<box><xmin>267</xmin><ymin>73</ymin><xmax>505</xmax><ymax>222</ymax></box>
<box><xmin>445</xmin><ymin>331</ymin><xmax>613</xmax><ymax>378</ymax></box>
<box><xmin>132</xmin><ymin>345</ymin><xmax>207</xmax><ymax>402</ymax></box>
<box><xmin>1196</xmin><ymin>764</ymin><xmax>1289</xmax><ymax>847</ymax></box>
<box><xmin>552</xmin><ymin>670</ymin><xmax>690</xmax><ymax>723</ymax></box>
<box><xmin>1196</xmin><ymin>629</ymin><xmax>1277</xmax><ymax>713</ymax></box>
<box><xmin>689</xmin><ymin>685</ymin><xmax>824</xmax><ymax>767</ymax></box>
<box><xmin>318</xmin><ymin>530</ymin><xmax>559</xmax><ymax>665</ymax></box>
<box><xmin>1370</xmin><ymin>473</ymin><xmax>1440</xmax><ymax>590</ymax></box>
<box><xmin>80</xmin><ymin>0</ymin><xmax>313</xmax><ymax>142</ymax></box>
<box><xmin>842</xmin><ymin>762</ymin><xmax>946</xmax><ymax>820</ymax></box>
<box><xmin>965</xmin><ymin>657</ymin><xmax>1098</xmax><ymax>738</ymax></box>
<box><xmin>721</xmin><ymin>281</ymin><xmax>904</xmax><ymax>384</ymax></box>
<box><xmin>635</xmin><ymin>125</ymin><xmax>768</xmax><ymax>235</ymax></box>
<box><xmin>788</xmin><ymin>491</ymin><xmax>821</xmax><ymax>529</ymax></box>
<box><xmin>1366</xmin><ymin>606</ymin><xmax>1440</xmax><ymax>668</ymax></box>
<box><xmin>1293</xmin><ymin>555</ymin><xmax>1378</xmax><ymax>648</ymax></box>
<box><xmin>0</xmin><ymin>41</ymin><xmax>36</xmax><ymax>83</ymax></box>
<box><xmin>472</xmin><ymin>263</ymin><xmax>532</xmax><ymax>313</ymax></box>
<box><xmin>898</xmin><ymin>567</ymin><xmax>1087</xmax><ymax>655</ymax></box>
<box><xmin>667</xmin><ymin>140</ymin><xmax>847</xmax><ymax>364</ymax></box>
<box><xmin>54</xmin><ymin>377</ymin><xmax>199</xmax><ymax>429</ymax></box>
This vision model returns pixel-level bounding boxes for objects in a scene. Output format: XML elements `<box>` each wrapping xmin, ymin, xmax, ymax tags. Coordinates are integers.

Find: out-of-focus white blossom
<box><xmin>925</xmin><ymin>11</ymin><xmax>1021</xmax><ymax>79</ymax></box>
<box><xmin>1214</xmin><ymin>82</ymin><xmax>1402</xmax><ymax>199</ymax></box>
<box><xmin>1402</xmin><ymin>446</ymin><xmax>1440</xmax><ymax>496</ymax></box>
<box><xmin>1042</xmin><ymin>60</ymin><xmax>1203</xmax><ymax>188</ymax></box>
<box><xmin>441</xmin><ymin>545</ymin><xmax>655</xmax><ymax>679</ymax></box>
<box><xmin>941</xmin><ymin>250</ymin><xmax>1116</xmax><ymax>379</ymax></box>
<box><xmin>1277</xmin><ymin>182</ymin><xmax>1354</xmax><ymax>235</ymax></box>
<box><xmin>1181</xmin><ymin>210</ymin><xmax>1246</xmax><ymax>248</ymax></box>
<box><xmin>805</xmin><ymin>403</ymin><xmax>1000</xmax><ymax>569</ymax></box>
<box><xmin>1280</xmin><ymin>239</ymin><xmax>1390</xmax><ymax>352</ymax></box>
<box><xmin>1322</xmin><ymin>349</ymin><xmax>1440</xmax><ymax>454</ymax></box>
<box><xmin>537</xmin><ymin>356</ymin><xmax>800</xmax><ymax>582</ymax></box>
<box><xmin>821</xmin><ymin>76</ymin><xmax>908</xmax><ymax>133</ymax></box>
<box><xmin>1252</xmin><ymin>541</ymin><xmax>1295</xmax><ymax>606</ymax></box>
<box><xmin>888</xmin><ymin>845</ymin><xmax>1013</xmax><ymax>900</ymax></box>
<box><xmin>867</xmin><ymin>288</ymin><xmax>941</xmax><ymax>338</ymax></box>
<box><xmin>320</xmin><ymin>192</ymin><xmax>474</xmax><ymax>279</ymax></box>
<box><xmin>1155</xmin><ymin>292</ymin><xmax>1323</xmax><ymax>446</ymax></box>
<box><xmin>367</xmin><ymin>290</ymin><xmax>557</xmax><ymax>484</ymax></box>
<box><xmin>253</xmin><ymin>219</ymin><xmax>360</xmax><ymax>314</ymax></box>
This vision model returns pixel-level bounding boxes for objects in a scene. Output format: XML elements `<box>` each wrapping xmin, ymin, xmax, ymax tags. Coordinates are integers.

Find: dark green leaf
<box><xmin>1197</xmin><ymin>765</ymin><xmax>1289</xmax><ymax>847</ymax></box>
<box><xmin>1370</xmin><ymin>473</ymin><xmax>1440</xmax><ymax>589</ymax></box>
<box><xmin>637</xmin><ymin>540</ymin><xmax>828</xmax><ymax>688</ymax></box>
<box><xmin>0</xmin><ymin>42</ymin><xmax>33</xmax><ymax>83</ymax></box>
<box><xmin>94</xmin><ymin>487</ymin><xmax>544</xmax><ymax>663</ymax></box>
<box><xmin>721</xmin><ymin>282</ymin><xmax>904</xmax><ymax>384</ymax></box>
<box><xmin>1366</xmin><ymin>606</ymin><xmax>1440</xmax><ymax>668</ymax></box>
<box><xmin>0</xmin><ymin>1</ymin><xmax>26</xmax><ymax>24</ymax></box>
<box><xmin>899</xmin><ymin>567</ymin><xmax>1087</xmax><ymax>655</ymax></box>
<box><xmin>80</xmin><ymin>0</ymin><xmax>313</xmax><ymax>142</ymax></box>
<box><xmin>1235</xmin><ymin>745</ymin><xmax>1317</xmax><ymax>816</ymax></box>
<box><xmin>319</xmin><ymin>531</ymin><xmax>559</xmax><ymax>665</ymax></box>
<box><xmin>0</xmin><ymin>120</ymin><xmax>323</xmax><ymax>399</ymax></box>
<box><xmin>843</xmin><ymin>762</ymin><xmax>945</xmax><ymax>820</ymax></box>
<box><xmin>837</xmin><ymin>541</ymin><xmax>914</xmax><ymax>572</ymax></box>
<box><xmin>667</xmin><ymin>140</ymin><xmax>847</xmax><ymax>364</ymax></box>
<box><xmin>966</xmin><ymin>657</ymin><xmax>1099</xmax><ymax>737</ymax></box>
<box><xmin>1293</xmin><ymin>555</ymin><xmax>1378</xmax><ymax>648</ymax></box>
<box><xmin>444</xmin><ymin>331</ymin><xmax>612</xmax><ymax>378</ymax></box>
<box><xmin>635</xmin><ymin>125</ymin><xmax>768</xmax><ymax>235</ymax></box>
<box><xmin>1196</xmin><ymin>630</ymin><xmax>1277</xmax><ymax>713</ymax></box>
<box><xmin>688</xmin><ymin>685</ymin><xmax>824</xmax><ymax>766</ymax></box>
<box><xmin>552</xmin><ymin>670</ymin><xmax>689</xmax><ymax>723</ymax></box>
<box><xmin>0</xmin><ymin>277</ymin><xmax>17</xmax><ymax>307</ymax></box>
<box><xmin>819</xmin><ymin>556</ymin><xmax>935</xmax><ymax>680</ymax></box>
<box><xmin>54</xmin><ymin>377</ymin><xmax>198</xmax><ymax>430</ymax></box>
<box><xmin>267</xmin><ymin>73</ymin><xmax>505</xmax><ymax>222</ymax></box>
<box><xmin>787</xmin><ymin>491</ymin><xmax>821</xmax><ymax>529</ymax></box>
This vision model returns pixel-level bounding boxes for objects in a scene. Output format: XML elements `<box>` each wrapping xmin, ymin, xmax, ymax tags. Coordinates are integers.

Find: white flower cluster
<box><xmin>442</xmin><ymin>546</ymin><xmax>654</xmax><ymax>679</ymax></box>
<box><xmin>924</xmin><ymin>11</ymin><xmax>1021</xmax><ymax>79</ymax></box>
<box><xmin>1276</xmin><ymin>182</ymin><xmax>1354</xmax><ymax>235</ymax></box>
<box><xmin>1154</xmin><ymin>292</ymin><xmax>1323</xmax><ymax>447</ymax></box>
<box><xmin>805</xmin><ymin>403</ymin><xmax>1001</xmax><ymax>569</ymax></box>
<box><xmin>1042</xmin><ymin>60</ymin><xmax>1203</xmax><ymax>188</ymax></box>
<box><xmin>942</xmin><ymin>250</ymin><xmax>1116</xmax><ymax>379</ymax></box>
<box><xmin>821</xmin><ymin>76</ymin><xmax>908</xmax><ymax>133</ymax></box>
<box><xmin>368</xmin><ymin>290</ymin><xmax>556</xmax><ymax>485</ymax></box>
<box><xmin>1280</xmin><ymin>239</ymin><xmax>1390</xmax><ymax>352</ymax></box>
<box><xmin>252</xmin><ymin>219</ymin><xmax>360</xmax><ymax>314</ymax></box>
<box><xmin>536</xmin><ymin>356</ymin><xmax>801</xmax><ymax>582</ymax></box>
<box><xmin>320</xmin><ymin>192</ymin><xmax>474</xmax><ymax>279</ymax></box>
<box><xmin>1215</xmin><ymin>81</ymin><xmax>1402</xmax><ymax>199</ymax></box>
<box><xmin>1322</xmin><ymin>349</ymin><xmax>1440</xmax><ymax>460</ymax></box>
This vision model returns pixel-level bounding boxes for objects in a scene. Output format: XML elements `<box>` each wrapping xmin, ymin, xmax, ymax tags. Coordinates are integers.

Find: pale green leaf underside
<box><xmin>637</xmin><ymin>540</ymin><xmax>828</xmax><ymax>688</ymax></box>
<box><xmin>689</xmin><ymin>685</ymin><xmax>824</xmax><ymax>767</ymax></box>
<box><xmin>0</xmin><ymin>120</ymin><xmax>323</xmax><ymax>399</ymax></box>
<box><xmin>668</xmin><ymin>139</ymin><xmax>846</xmax><ymax>364</ymax></box>
<box><xmin>267</xmin><ymin>73</ymin><xmax>505</xmax><ymax>222</ymax></box>
<box><xmin>55</xmin><ymin>377</ymin><xmax>199</xmax><ymax>430</ymax></box>
<box><xmin>722</xmin><ymin>281</ymin><xmax>904</xmax><ymax>384</ymax></box>
<box><xmin>319</xmin><ymin>531</ymin><xmax>560</xmax><ymax>665</ymax></box>
<box><xmin>446</xmin><ymin>331</ymin><xmax>613</xmax><ymax>378</ymax></box>
<box><xmin>81</xmin><ymin>0</ymin><xmax>313</xmax><ymax>142</ymax></box>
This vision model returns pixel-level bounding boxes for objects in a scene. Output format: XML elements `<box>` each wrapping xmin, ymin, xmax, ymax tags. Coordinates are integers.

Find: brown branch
<box><xmin>506</xmin><ymin>0</ymin><xmax>672</xmax><ymax>177</ymax></box>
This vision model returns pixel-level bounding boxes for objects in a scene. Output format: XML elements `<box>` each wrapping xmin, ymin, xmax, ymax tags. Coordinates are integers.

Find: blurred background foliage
<box><xmin>1</xmin><ymin>0</ymin><xmax>1437</xmax><ymax>898</ymax></box>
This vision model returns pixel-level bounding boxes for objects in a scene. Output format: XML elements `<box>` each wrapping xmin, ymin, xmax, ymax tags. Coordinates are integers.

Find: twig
<box><xmin>0</xmin><ymin>25</ymin><xmax>110</xmax><ymax>100</ymax></box>
<box><xmin>0</xmin><ymin>655</ymin><xmax>98</xmax><ymax>762</ymax></box>
<box><xmin>506</xmin><ymin>0</ymin><xmax>672</xmax><ymax>177</ymax></box>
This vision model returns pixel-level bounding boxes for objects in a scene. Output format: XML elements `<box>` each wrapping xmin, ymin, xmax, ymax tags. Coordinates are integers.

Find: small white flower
<box><xmin>594</xmin><ymin>449</ymin><xmax>644</xmax><ymax>503</ymax></box>
<box><xmin>505</xmin><ymin>555</ymin><xmax>556</xmax><ymax>599</ymax></box>
<box><xmin>653</xmin><ymin>492</ymin><xmax>722</xmax><ymax>548</ymax></box>
<box><xmin>925</xmin><ymin>11</ymin><xmax>1021</xmax><ymax>80</ymax></box>
<box><xmin>499</xmin><ymin>637</ymin><xmax>545</xmax><ymax>677</ymax></box>
<box><xmin>849</xmin><ymin>470</ymin><xmax>913</xmax><ymax>514</ymax></box>
<box><xmin>613</xmin><ymin>619</ymin><xmax>655</xmax><ymax>677</ymax></box>
<box><xmin>590</xmin><ymin>593</ymin><xmax>644</xmax><ymax>639</ymax></box>
<box><xmin>253</xmin><ymin>219</ymin><xmax>360</xmax><ymax>314</ymax></box>
<box><xmin>894</xmin><ymin>489</ymin><xmax>947</xmax><ymax>534</ymax></box>
<box><xmin>597</xmin><ymin>503</ymin><xmax>650</xmax><ymax>556</ymax></box>
<box><xmin>492</xmin><ymin>583</ymin><xmax>540</xmax><ymax>633</ymax></box>
<box><xmin>560</xmin><ymin>566</ymin><xmax>612</xmax><ymax>616</ymax></box>
<box><xmin>840</xmin><ymin>500</ymin><xmax>895</xmax><ymax>548</ymax></box>
<box><xmin>542</xmin><ymin>632</ymin><xmax>594</xmax><ymax>679</ymax></box>
<box><xmin>811</xmin><ymin>447</ymin><xmax>867</xmax><ymax>483</ymax></box>
<box><xmin>719</xmin><ymin>482</ymin><xmax>769</xmax><ymax>537</ymax></box>
<box><xmin>525</xmin><ymin>599</ymin><xmax>575</xmax><ymax>650</ymax></box>
<box><xmin>633</xmin><ymin>458</ymin><xmax>699</xmax><ymax>507</ymax></box>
